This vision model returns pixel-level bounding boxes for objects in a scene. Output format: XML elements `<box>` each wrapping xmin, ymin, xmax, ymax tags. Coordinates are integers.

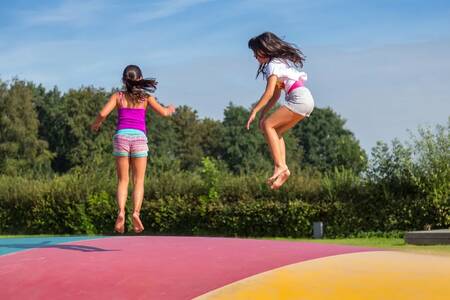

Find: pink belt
<box><xmin>287</xmin><ymin>80</ymin><xmax>304</xmax><ymax>94</ymax></box>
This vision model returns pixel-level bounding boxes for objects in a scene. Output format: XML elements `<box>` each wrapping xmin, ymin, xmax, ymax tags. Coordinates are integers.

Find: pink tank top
<box><xmin>116</xmin><ymin>92</ymin><xmax>147</xmax><ymax>133</ymax></box>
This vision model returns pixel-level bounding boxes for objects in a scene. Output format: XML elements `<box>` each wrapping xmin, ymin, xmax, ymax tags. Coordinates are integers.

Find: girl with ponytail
<box><xmin>91</xmin><ymin>65</ymin><xmax>176</xmax><ymax>233</ymax></box>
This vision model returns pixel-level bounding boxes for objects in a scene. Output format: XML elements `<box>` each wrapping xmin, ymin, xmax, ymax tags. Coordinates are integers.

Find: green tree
<box><xmin>198</xmin><ymin>118</ymin><xmax>224</xmax><ymax>160</ymax></box>
<box><xmin>293</xmin><ymin>107</ymin><xmax>367</xmax><ymax>173</ymax></box>
<box><xmin>367</xmin><ymin>140</ymin><xmax>414</xmax><ymax>187</ymax></box>
<box><xmin>220</xmin><ymin>103</ymin><xmax>270</xmax><ymax>173</ymax></box>
<box><xmin>33</xmin><ymin>86</ymin><xmax>68</xmax><ymax>172</ymax></box>
<box><xmin>45</xmin><ymin>87</ymin><xmax>114</xmax><ymax>172</ymax></box>
<box><xmin>366</xmin><ymin>119</ymin><xmax>450</xmax><ymax>229</ymax></box>
<box><xmin>147</xmin><ymin>108</ymin><xmax>176</xmax><ymax>158</ymax></box>
<box><xmin>218</xmin><ymin>103</ymin><xmax>302</xmax><ymax>174</ymax></box>
<box><xmin>410</xmin><ymin>119</ymin><xmax>450</xmax><ymax>227</ymax></box>
<box><xmin>146</xmin><ymin>107</ymin><xmax>181</xmax><ymax>173</ymax></box>
<box><xmin>171</xmin><ymin>105</ymin><xmax>204</xmax><ymax>170</ymax></box>
<box><xmin>0</xmin><ymin>79</ymin><xmax>53</xmax><ymax>175</ymax></box>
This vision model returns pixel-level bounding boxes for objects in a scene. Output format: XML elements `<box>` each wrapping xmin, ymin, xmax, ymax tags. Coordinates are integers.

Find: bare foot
<box><xmin>271</xmin><ymin>169</ymin><xmax>291</xmax><ymax>190</ymax></box>
<box><xmin>132</xmin><ymin>212</ymin><xmax>144</xmax><ymax>233</ymax></box>
<box><xmin>267</xmin><ymin>166</ymin><xmax>288</xmax><ymax>184</ymax></box>
<box><xmin>114</xmin><ymin>212</ymin><xmax>125</xmax><ymax>234</ymax></box>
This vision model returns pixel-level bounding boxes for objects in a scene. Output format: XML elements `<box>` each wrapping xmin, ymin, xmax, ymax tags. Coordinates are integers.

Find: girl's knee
<box><xmin>263</xmin><ymin>121</ymin><xmax>274</xmax><ymax>132</ymax></box>
<box><xmin>117</xmin><ymin>176</ymin><xmax>129</xmax><ymax>185</ymax></box>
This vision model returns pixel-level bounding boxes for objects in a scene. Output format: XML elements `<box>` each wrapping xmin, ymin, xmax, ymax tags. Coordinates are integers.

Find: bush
<box><xmin>0</xmin><ymin>118</ymin><xmax>448</xmax><ymax>237</ymax></box>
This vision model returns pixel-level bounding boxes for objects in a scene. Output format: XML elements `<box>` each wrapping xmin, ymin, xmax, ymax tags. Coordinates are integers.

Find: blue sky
<box><xmin>1</xmin><ymin>0</ymin><xmax>449</xmax><ymax>152</ymax></box>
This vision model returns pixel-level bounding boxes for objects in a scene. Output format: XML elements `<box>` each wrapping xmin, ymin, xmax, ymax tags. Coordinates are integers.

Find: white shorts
<box><xmin>283</xmin><ymin>87</ymin><xmax>315</xmax><ymax>117</ymax></box>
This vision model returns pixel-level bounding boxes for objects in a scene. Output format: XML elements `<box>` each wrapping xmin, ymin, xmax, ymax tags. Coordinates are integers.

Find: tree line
<box><xmin>0</xmin><ymin>78</ymin><xmax>367</xmax><ymax>176</ymax></box>
<box><xmin>1</xmin><ymin>78</ymin><xmax>448</xmax><ymax>235</ymax></box>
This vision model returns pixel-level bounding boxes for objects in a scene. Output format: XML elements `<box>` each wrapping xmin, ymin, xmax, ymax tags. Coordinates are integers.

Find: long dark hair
<box><xmin>248</xmin><ymin>32</ymin><xmax>306</xmax><ymax>78</ymax></box>
<box><xmin>122</xmin><ymin>65</ymin><xmax>157</xmax><ymax>102</ymax></box>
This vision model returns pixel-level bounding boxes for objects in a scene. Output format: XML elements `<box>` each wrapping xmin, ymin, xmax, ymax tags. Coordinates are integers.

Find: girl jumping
<box><xmin>91</xmin><ymin>65</ymin><xmax>175</xmax><ymax>233</ymax></box>
<box><xmin>246</xmin><ymin>32</ymin><xmax>314</xmax><ymax>189</ymax></box>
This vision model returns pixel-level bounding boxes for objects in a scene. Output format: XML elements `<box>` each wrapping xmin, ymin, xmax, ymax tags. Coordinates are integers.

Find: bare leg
<box><xmin>265</xmin><ymin>136</ymin><xmax>288</xmax><ymax>184</ymax></box>
<box><xmin>131</xmin><ymin>156</ymin><xmax>147</xmax><ymax>233</ymax></box>
<box><xmin>279</xmin><ymin>136</ymin><xmax>286</xmax><ymax>173</ymax></box>
<box><xmin>264</xmin><ymin>106</ymin><xmax>303</xmax><ymax>184</ymax></box>
<box><xmin>115</xmin><ymin>156</ymin><xmax>130</xmax><ymax>233</ymax></box>
<box><xmin>263</xmin><ymin>124</ymin><xmax>288</xmax><ymax>182</ymax></box>
<box><xmin>273</xmin><ymin>136</ymin><xmax>291</xmax><ymax>182</ymax></box>
<box><xmin>270</xmin><ymin>113</ymin><xmax>305</xmax><ymax>189</ymax></box>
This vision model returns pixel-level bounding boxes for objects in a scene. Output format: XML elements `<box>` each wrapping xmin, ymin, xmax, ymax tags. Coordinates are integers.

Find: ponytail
<box><xmin>122</xmin><ymin>65</ymin><xmax>158</xmax><ymax>102</ymax></box>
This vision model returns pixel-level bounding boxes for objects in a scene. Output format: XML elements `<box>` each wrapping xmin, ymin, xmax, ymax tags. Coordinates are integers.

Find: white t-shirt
<box><xmin>264</xmin><ymin>58</ymin><xmax>308</xmax><ymax>93</ymax></box>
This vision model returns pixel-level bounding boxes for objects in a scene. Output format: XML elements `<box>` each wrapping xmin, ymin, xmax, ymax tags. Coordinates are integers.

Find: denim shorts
<box><xmin>113</xmin><ymin>129</ymin><xmax>148</xmax><ymax>158</ymax></box>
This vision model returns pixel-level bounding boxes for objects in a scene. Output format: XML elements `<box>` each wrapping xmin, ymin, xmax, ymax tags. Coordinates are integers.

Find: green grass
<box><xmin>271</xmin><ymin>237</ymin><xmax>450</xmax><ymax>256</ymax></box>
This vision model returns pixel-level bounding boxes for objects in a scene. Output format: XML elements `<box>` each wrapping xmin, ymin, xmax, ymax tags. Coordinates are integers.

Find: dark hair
<box><xmin>248</xmin><ymin>32</ymin><xmax>306</xmax><ymax>78</ymax></box>
<box><xmin>122</xmin><ymin>65</ymin><xmax>157</xmax><ymax>101</ymax></box>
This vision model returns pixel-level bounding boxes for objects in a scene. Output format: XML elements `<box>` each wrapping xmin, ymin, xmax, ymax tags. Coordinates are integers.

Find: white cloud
<box><xmin>130</xmin><ymin>0</ymin><xmax>212</xmax><ymax>23</ymax></box>
<box><xmin>20</xmin><ymin>0</ymin><xmax>108</xmax><ymax>26</ymax></box>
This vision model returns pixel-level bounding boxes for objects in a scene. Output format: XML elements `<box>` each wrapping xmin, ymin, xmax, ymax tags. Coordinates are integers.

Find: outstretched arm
<box><xmin>91</xmin><ymin>93</ymin><xmax>117</xmax><ymax>132</ymax></box>
<box><xmin>147</xmin><ymin>96</ymin><xmax>176</xmax><ymax>117</ymax></box>
<box><xmin>246</xmin><ymin>75</ymin><xmax>278</xmax><ymax>129</ymax></box>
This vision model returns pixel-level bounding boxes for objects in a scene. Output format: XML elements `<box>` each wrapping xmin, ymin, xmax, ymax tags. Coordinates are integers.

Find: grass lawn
<box><xmin>273</xmin><ymin>237</ymin><xmax>450</xmax><ymax>256</ymax></box>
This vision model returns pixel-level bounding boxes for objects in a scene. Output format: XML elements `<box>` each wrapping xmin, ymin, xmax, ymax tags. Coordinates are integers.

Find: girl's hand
<box><xmin>90</xmin><ymin>93</ymin><xmax>117</xmax><ymax>133</ymax></box>
<box><xmin>246</xmin><ymin>111</ymin><xmax>256</xmax><ymax>130</ymax></box>
<box><xmin>165</xmin><ymin>104</ymin><xmax>176</xmax><ymax>116</ymax></box>
<box><xmin>91</xmin><ymin>121</ymin><xmax>101</xmax><ymax>132</ymax></box>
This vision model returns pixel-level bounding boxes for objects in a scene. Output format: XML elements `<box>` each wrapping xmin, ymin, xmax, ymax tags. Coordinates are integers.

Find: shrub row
<box><xmin>1</xmin><ymin>168</ymin><xmax>447</xmax><ymax>237</ymax></box>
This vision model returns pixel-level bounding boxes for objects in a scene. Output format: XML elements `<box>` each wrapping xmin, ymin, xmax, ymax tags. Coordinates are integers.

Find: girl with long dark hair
<box><xmin>91</xmin><ymin>65</ymin><xmax>176</xmax><ymax>233</ymax></box>
<box><xmin>247</xmin><ymin>32</ymin><xmax>315</xmax><ymax>189</ymax></box>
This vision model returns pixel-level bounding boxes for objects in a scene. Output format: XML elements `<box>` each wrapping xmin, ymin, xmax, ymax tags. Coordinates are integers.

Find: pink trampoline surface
<box><xmin>0</xmin><ymin>236</ymin><xmax>376</xmax><ymax>299</ymax></box>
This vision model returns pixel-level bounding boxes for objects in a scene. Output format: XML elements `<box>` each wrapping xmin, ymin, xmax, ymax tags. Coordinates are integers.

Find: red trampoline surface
<box><xmin>0</xmin><ymin>236</ymin><xmax>376</xmax><ymax>299</ymax></box>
